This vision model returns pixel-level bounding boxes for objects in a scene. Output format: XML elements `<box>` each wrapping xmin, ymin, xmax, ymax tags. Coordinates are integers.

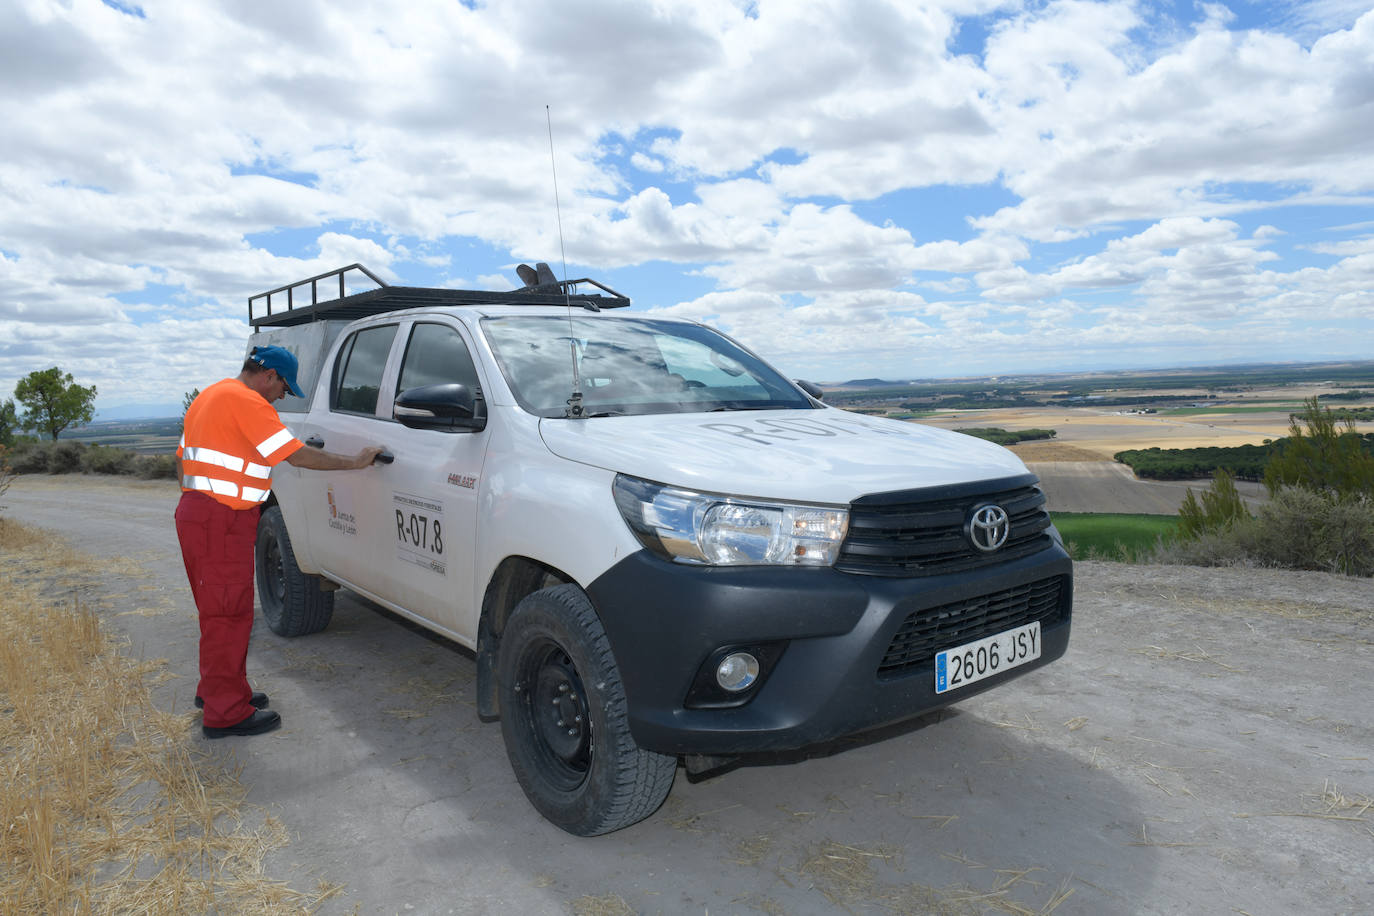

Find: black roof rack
<box><xmin>248</xmin><ymin>263</ymin><xmax>631</xmax><ymax>328</ymax></box>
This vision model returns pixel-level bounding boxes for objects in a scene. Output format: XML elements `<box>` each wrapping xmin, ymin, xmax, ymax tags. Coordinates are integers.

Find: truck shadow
<box><xmin>250</xmin><ymin>588</ymin><xmax>1163</xmax><ymax>915</ymax></box>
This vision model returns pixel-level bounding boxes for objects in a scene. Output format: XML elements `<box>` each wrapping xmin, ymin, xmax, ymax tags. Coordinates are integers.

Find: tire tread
<box><xmin>499</xmin><ymin>584</ymin><xmax>675</xmax><ymax>835</ymax></box>
<box><xmin>256</xmin><ymin>505</ymin><xmax>334</xmax><ymax>637</ymax></box>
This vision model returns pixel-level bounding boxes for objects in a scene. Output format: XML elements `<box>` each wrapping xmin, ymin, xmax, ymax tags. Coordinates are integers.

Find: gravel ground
<box><xmin>3</xmin><ymin>474</ymin><xmax>1372</xmax><ymax>915</ymax></box>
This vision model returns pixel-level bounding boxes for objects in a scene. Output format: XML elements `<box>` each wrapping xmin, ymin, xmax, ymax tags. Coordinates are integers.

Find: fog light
<box><xmin>715</xmin><ymin>652</ymin><xmax>760</xmax><ymax>692</ymax></box>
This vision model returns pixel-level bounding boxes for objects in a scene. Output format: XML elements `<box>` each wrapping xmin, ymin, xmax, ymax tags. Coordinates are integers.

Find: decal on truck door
<box><xmin>326</xmin><ymin>485</ymin><xmax>358</xmax><ymax>536</ymax></box>
<box><xmin>392</xmin><ymin>490</ymin><xmax>446</xmax><ymax>576</ymax></box>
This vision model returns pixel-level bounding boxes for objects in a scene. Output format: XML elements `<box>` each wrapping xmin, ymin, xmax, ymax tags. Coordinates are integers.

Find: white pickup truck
<box><xmin>248</xmin><ymin>264</ymin><xmax>1072</xmax><ymax>835</ymax></box>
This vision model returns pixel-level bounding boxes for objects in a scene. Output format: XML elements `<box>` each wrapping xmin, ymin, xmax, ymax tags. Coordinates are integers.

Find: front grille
<box><xmin>836</xmin><ymin>480</ymin><xmax>1052</xmax><ymax>577</ymax></box>
<box><xmin>878</xmin><ymin>576</ymin><xmax>1067</xmax><ymax>678</ymax></box>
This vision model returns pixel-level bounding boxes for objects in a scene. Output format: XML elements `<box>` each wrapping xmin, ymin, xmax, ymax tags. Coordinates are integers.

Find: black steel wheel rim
<box><xmin>264</xmin><ymin>534</ymin><xmax>286</xmax><ymax>604</ymax></box>
<box><xmin>519</xmin><ymin>639</ymin><xmax>591</xmax><ymax>791</ymax></box>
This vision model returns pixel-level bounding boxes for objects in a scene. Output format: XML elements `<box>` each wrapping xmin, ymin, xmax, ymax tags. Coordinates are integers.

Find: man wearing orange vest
<box><xmin>177</xmin><ymin>345</ymin><xmax>385</xmax><ymax>738</ymax></box>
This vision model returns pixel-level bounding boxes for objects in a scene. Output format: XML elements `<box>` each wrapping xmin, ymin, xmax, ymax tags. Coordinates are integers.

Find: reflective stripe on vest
<box><xmin>183</xmin><ymin>446</ymin><xmax>272</xmax><ymax>482</ymax></box>
<box><xmin>257</xmin><ymin>428</ymin><xmax>295</xmax><ymax>460</ymax></box>
<box><xmin>182</xmin><ymin>446</ymin><xmax>244</xmax><ymax>473</ymax></box>
<box><xmin>182</xmin><ymin>475</ymin><xmax>271</xmax><ymax>504</ymax></box>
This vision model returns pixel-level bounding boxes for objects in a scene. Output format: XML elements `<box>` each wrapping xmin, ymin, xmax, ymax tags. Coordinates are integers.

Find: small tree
<box><xmin>0</xmin><ymin>444</ymin><xmax>13</xmax><ymax>510</ymax></box>
<box><xmin>181</xmin><ymin>388</ymin><xmax>200</xmax><ymax>434</ymax></box>
<box><xmin>1178</xmin><ymin>468</ymin><xmax>1250</xmax><ymax>539</ymax></box>
<box><xmin>13</xmin><ymin>367</ymin><xmax>97</xmax><ymax>442</ymax></box>
<box><xmin>1264</xmin><ymin>397</ymin><xmax>1374</xmax><ymax>499</ymax></box>
<box><xmin>0</xmin><ymin>398</ymin><xmax>18</xmax><ymax>446</ymax></box>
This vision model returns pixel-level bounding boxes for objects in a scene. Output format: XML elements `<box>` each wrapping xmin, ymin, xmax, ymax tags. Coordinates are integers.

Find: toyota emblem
<box><xmin>966</xmin><ymin>504</ymin><xmax>1010</xmax><ymax>552</ymax></box>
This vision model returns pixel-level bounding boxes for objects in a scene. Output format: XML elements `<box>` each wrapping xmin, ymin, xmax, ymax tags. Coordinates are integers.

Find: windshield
<box><xmin>481</xmin><ymin>316</ymin><xmax>816</xmax><ymax>418</ymax></box>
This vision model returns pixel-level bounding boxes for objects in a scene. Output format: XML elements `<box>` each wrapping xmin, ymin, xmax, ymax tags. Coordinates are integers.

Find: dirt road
<box><xmin>1027</xmin><ymin>461</ymin><xmax>1269</xmax><ymax>515</ymax></box>
<box><xmin>3</xmin><ymin>475</ymin><xmax>1372</xmax><ymax>914</ymax></box>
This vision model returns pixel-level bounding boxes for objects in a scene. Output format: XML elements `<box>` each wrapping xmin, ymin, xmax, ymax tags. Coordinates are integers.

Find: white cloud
<box><xmin>1</xmin><ymin>0</ymin><xmax>1372</xmax><ymax>403</ymax></box>
<box><xmin>630</xmin><ymin>153</ymin><xmax>665</xmax><ymax>173</ymax></box>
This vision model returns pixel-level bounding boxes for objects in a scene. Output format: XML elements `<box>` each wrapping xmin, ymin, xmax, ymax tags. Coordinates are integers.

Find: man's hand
<box><xmin>286</xmin><ymin>444</ymin><xmax>389</xmax><ymax>471</ymax></box>
<box><xmin>355</xmin><ymin>446</ymin><xmax>387</xmax><ymax>468</ymax></box>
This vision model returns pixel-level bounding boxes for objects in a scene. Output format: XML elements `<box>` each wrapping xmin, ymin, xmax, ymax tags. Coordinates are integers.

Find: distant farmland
<box><xmin>59</xmin><ymin>417</ymin><xmax>180</xmax><ymax>454</ymax></box>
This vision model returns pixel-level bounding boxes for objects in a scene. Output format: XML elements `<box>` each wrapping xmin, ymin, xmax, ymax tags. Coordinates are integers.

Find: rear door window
<box><xmin>332</xmin><ymin>325</ymin><xmax>398</xmax><ymax>415</ymax></box>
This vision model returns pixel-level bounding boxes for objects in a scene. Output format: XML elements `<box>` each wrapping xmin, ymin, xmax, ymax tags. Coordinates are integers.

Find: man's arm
<box><xmin>285</xmin><ymin>444</ymin><xmax>386</xmax><ymax>471</ymax></box>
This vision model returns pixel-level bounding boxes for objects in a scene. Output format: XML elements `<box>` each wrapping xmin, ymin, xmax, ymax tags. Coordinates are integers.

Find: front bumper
<box><xmin>585</xmin><ymin>545</ymin><xmax>1072</xmax><ymax>755</ymax></box>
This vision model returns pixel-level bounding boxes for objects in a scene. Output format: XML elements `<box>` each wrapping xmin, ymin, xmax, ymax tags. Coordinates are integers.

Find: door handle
<box><xmin>374</xmin><ymin>450</ymin><xmax>395</xmax><ymax>465</ymax></box>
<box><xmin>305</xmin><ymin>436</ymin><xmax>325</xmax><ymax>448</ymax></box>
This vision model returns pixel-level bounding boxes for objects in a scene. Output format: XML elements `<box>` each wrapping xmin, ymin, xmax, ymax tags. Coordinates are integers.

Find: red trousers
<box><xmin>175</xmin><ymin>490</ymin><xmax>260</xmax><ymax>728</ymax></box>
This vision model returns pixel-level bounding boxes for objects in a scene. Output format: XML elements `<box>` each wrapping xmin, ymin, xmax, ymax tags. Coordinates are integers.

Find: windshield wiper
<box><xmin>708</xmin><ymin>404</ymin><xmax>786</xmax><ymax>412</ymax></box>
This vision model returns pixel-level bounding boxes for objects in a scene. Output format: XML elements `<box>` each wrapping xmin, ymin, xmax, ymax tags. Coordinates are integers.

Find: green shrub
<box><xmin>1155</xmin><ymin>489</ymin><xmax>1374</xmax><ymax>577</ymax></box>
<box><xmin>1177</xmin><ymin>469</ymin><xmax>1251</xmax><ymax>539</ymax></box>
<box><xmin>7</xmin><ymin>441</ymin><xmax>53</xmax><ymax>473</ymax></box>
<box><xmin>1242</xmin><ymin>489</ymin><xmax>1374</xmax><ymax>577</ymax></box>
<box><xmin>1149</xmin><ymin>526</ymin><xmax>1257</xmax><ymax>568</ymax></box>
<box><xmin>81</xmin><ymin>443</ymin><xmax>137</xmax><ymax>476</ymax></box>
<box><xmin>49</xmin><ymin>441</ymin><xmax>86</xmax><ymax>474</ymax></box>
<box><xmin>0</xmin><ymin>439</ymin><xmax>177</xmax><ymax>480</ymax></box>
<box><xmin>137</xmin><ymin>454</ymin><xmax>178</xmax><ymax>480</ymax></box>
<box><xmin>0</xmin><ymin>445</ymin><xmax>13</xmax><ymax>511</ymax></box>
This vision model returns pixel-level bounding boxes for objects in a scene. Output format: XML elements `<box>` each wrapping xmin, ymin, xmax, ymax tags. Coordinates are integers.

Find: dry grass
<box><xmin>1131</xmin><ymin>644</ymin><xmax>1243</xmax><ymax>673</ymax></box>
<box><xmin>1236</xmin><ymin>781</ymin><xmax>1374</xmax><ymax>834</ymax></box>
<box><xmin>779</xmin><ymin>840</ymin><xmax>1074</xmax><ymax>915</ymax></box>
<box><xmin>0</xmin><ymin>517</ymin><xmax>340</xmax><ymax>913</ymax></box>
<box><xmin>570</xmin><ymin>894</ymin><xmax>635</xmax><ymax>916</ymax></box>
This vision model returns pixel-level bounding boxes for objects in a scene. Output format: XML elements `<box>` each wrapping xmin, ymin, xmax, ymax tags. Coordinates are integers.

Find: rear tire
<box><xmin>498</xmin><ymin>584</ymin><xmax>676</xmax><ymax>835</ymax></box>
<box><xmin>255</xmin><ymin>505</ymin><xmax>334</xmax><ymax>637</ymax></box>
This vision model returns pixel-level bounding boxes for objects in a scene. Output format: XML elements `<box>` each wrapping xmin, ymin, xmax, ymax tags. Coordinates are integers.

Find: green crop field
<box><xmin>1051</xmin><ymin>512</ymin><xmax>1179</xmax><ymax>562</ymax></box>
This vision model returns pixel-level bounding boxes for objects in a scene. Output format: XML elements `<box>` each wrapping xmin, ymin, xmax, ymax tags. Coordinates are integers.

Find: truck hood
<box><xmin>538</xmin><ymin>408</ymin><xmax>1031</xmax><ymax>504</ymax></box>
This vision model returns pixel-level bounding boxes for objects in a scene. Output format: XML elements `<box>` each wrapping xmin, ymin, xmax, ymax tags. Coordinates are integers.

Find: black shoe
<box><xmin>196</xmin><ymin>691</ymin><xmax>269</xmax><ymax>710</ymax></box>
<box><xmin>202</xmin><ymin>709</ymin><xmax>282</xmax><ymax>739</ymax></box>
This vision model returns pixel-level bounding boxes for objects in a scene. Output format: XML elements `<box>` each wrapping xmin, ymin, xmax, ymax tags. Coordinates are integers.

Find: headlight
<box><xmin>613</xmin><ymin>475</ymin><xmax>849</xmax><ymax>566</ymax></box>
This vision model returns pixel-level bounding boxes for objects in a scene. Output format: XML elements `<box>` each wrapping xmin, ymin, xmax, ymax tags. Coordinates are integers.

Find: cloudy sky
<box><xmin>2</xmin><ymin>0</ymin><xmax>1372</xmax><ymax>415</ymax></box>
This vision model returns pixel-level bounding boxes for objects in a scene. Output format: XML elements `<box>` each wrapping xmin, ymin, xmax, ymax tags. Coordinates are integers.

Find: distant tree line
<box><xmin>1114</xmin><ymin>444</ymin><xmax>1276</xmax><ymax>481</ymax></box>
<box><xmin>1314</xmin><ymin>406</ymin><xmax>1374</xmax><ymax>422</ymax></box>
<box><xmin>954</xmin><ymin>427</ymin><xmax>1056</xmax><ymax>446</ymax></box>
<box><xmin>1047</xmin><ymin>394</ymin><xmax>1211</xmax><ymax>407</ymax></box>
<box><xmin>901</xmin><ymin>396</ymin><xmax>1037</xmax><ymax>410</ymax></box>
<box><xmin>1117</xmin><ymin>432</ymin><xmax>1374</xmax><ymax>482</ymax></box>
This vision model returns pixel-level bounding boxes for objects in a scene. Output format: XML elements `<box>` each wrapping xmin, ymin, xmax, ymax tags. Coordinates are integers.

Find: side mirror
<box><xmin>795</xmin><ymin>379</ymin><xmax>825</xmax><ymax>401</ymax></box>
<box><xmin>394</xmin><ymin>383</ymin><xmax>487</xmax><ymax>431</ymax></box>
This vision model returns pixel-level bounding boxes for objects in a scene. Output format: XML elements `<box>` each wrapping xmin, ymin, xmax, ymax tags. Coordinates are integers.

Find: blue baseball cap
<box><xmin>249</xmin><ymin>345</ymin><xmax>304</xmax><ymax>398</ymax></box>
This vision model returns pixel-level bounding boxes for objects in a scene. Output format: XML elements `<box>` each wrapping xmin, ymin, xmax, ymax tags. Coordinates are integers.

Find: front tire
<box><xmin>498</xmin><ymin>584</ymin><xmax>676</xmax><ymax>835</ymax></box>
<box><xmin>255</xmin><ymin>504</ymin><xmax>334</xmax><ymax>637</ymax></box>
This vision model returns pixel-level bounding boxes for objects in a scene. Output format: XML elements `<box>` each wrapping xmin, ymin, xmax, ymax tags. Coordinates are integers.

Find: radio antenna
<box><xmin>547</xmin><ymin>105</ymin><xmax>585</xmax><ymax>418</ymax></box>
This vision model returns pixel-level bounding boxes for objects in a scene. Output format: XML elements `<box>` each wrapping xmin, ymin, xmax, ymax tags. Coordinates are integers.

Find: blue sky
<box><xmin>1</xmin><ymin>0</ymin><xmax>1372</xmax><ymax>415</ymax></box>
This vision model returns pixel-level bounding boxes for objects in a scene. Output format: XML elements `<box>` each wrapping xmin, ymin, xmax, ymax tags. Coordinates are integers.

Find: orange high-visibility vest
<box><xmin>178</xmin><ymin>378</ymin><xmax>304</xmax><ymax>510</ymax></box>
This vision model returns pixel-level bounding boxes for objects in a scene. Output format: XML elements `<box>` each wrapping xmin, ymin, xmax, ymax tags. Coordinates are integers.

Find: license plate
<box><xmin>935</xmin><ymin>621</ymin><xmax>1041</xmax><ymax>694</ymax></box>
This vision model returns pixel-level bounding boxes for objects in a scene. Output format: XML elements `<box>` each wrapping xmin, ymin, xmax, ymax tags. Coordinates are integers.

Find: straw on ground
<box><xmin>0</xmin><ymin>516</ymin><xmax>342</xmax><ymax>913</ymax></box>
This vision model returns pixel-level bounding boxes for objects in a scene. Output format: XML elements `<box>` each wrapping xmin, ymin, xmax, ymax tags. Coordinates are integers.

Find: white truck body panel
<box><xmin>537</xmin><ymin>408</ymin><xmax>1028</xmax><ymax>506</ymax></box>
